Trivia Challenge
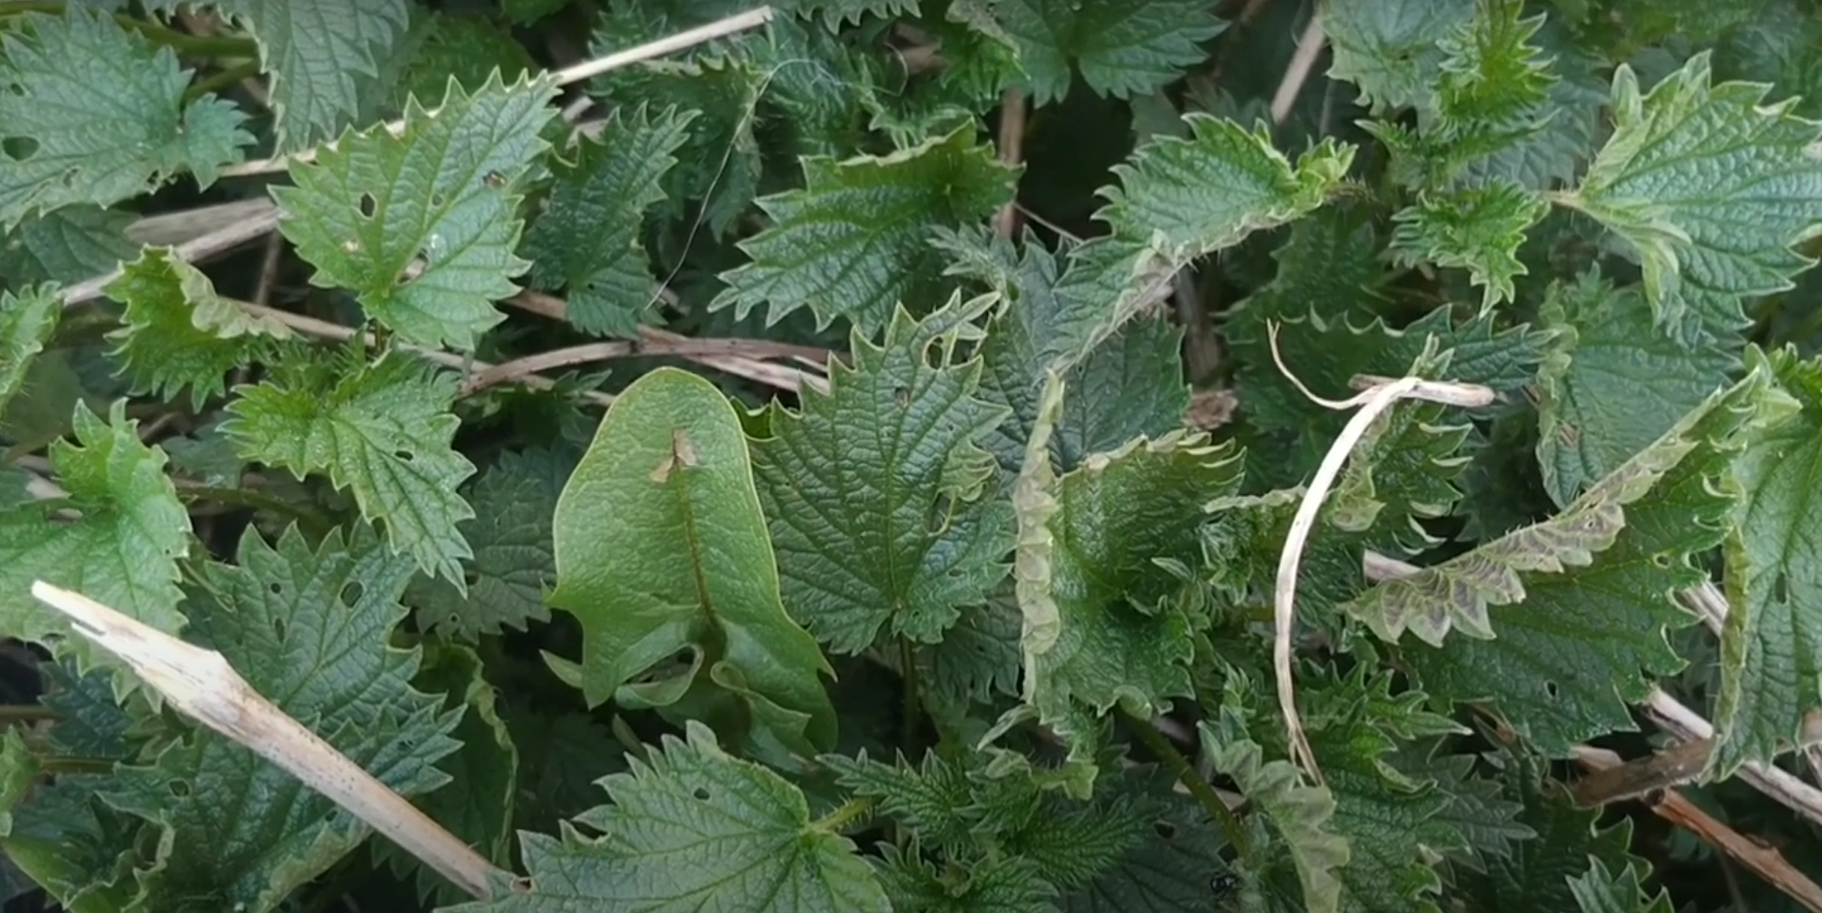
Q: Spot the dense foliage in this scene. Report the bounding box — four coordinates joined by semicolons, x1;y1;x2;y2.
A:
2;0;1822;911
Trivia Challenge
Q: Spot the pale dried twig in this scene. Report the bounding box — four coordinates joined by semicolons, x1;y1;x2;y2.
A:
27;582;514;900
1270;11;1327;126
62;201;282;308
1268;323;1494;786
218;6;776;179
457;335;833;398
1572;744;1822;912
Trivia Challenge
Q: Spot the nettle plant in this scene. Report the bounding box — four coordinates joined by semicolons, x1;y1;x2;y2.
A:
2;0;1822;911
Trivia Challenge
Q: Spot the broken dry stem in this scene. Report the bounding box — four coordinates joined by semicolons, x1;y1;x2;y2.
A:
1267;322;1494;786
28;581;511;901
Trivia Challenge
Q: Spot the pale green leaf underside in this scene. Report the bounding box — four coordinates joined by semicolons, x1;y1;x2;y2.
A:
1563;51;1822;337
715;125;1018;335
0;402;190;654
1202;731;1348;913
751;298;1013;655
212;0;411;151
0;285;60;417
104;247;297;410
1711;347;1822;775
223;349;478;586
1346;362;1774;648
448;721;891;913
1325;0;1474;112
994;0;1227;106
98;524;460;913
0;10;251;230
273;70;559;351
1393;367;1786;753
549;367;838;754
1029;433;1243;723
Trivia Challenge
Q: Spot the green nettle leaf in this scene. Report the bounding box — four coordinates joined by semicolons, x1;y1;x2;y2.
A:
1299;674;1471;913
1389;181;1549;309
1450;757;1633;912
992;0;1227;106
0;205;137;286
522;104;696;338
750;296;1013;654
1098;115;1354;265
590;53;764;237
1046;116;1354;369
1431;0;1556;142
876;850;1057;913
1711;347;1822;775
0;402;190;651
103;247;297;410
448;721;892;913
780;0;921;30
377;644;519;905
937;228;1191;482
0;285;59;416
1201;723;1348;913
205;0;411;151
1373;367;1786;751
1025;431;1243;732
94;525;462;913
1060;768;1231;913
1558;51;1822;338
549;367;838;756
715;125;1018;334
1568;859;1675;913
1324;0;1474;112
223;348;478;586
406;446;575;639
272;71;559;351
1533;269;1740;507
0;9;251;230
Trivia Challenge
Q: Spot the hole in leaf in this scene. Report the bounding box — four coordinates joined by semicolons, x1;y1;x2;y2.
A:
268;582;282;595
892;386;909;408
168;779;192;798
430;192;446;207
1774;571;1790;603
692;786;711;801
464;569;479;587
271;618;287;641
394;449;415;463
1151;820;1177;840
340;581;363;607
483;171;506;188
1650;552;1672;569
357;193;376;218
0;136;37;161
1544;681;1559;699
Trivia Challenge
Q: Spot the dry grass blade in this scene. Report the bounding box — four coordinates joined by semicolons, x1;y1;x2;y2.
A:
27;581;513;901
219;6;776;179
1267;322;1494;786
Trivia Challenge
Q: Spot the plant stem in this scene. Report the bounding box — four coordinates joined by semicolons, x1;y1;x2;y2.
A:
185;60;260;102
0;705;54;723
2;3;259;57
812;796;875;833
1118;707;1252;857
898;638;921;758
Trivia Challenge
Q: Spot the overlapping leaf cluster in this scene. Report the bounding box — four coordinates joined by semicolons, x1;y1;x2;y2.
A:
2;2;1822;912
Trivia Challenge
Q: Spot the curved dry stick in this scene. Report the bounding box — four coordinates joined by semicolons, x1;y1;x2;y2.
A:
1267;322;1493;785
